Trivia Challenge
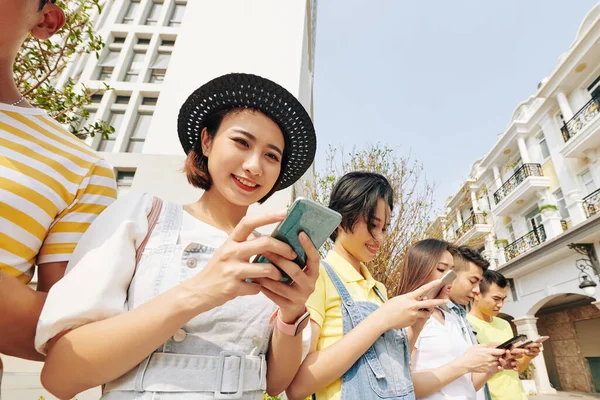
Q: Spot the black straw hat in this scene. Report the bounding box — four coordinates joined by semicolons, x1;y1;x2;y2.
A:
177;73;316;190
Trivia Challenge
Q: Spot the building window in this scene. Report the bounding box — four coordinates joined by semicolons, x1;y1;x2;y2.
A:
537;133;550;160
116;170;136;196
145;0;163;26
553;188;570;220
149;52;170;83
507;224;516;242
97;50;120;80
580;170;596;195
77;93;103;133
97;111;124;152
126;97;156;153
122;0;140;24
168;2;186;26
96;37;123;80
124;51;146;82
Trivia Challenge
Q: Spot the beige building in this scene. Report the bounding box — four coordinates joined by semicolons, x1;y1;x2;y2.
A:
428;3;600;395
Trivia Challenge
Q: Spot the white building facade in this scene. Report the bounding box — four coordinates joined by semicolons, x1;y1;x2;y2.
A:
429;4;600;395
3;0;318;398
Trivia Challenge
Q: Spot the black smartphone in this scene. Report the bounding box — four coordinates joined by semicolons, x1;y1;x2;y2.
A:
496;334;527;350
254;197;342;284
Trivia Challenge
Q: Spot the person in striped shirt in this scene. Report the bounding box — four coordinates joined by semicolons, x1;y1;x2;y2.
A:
0;0;117;365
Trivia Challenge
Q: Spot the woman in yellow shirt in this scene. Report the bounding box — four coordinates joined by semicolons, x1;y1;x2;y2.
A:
286;172;447;400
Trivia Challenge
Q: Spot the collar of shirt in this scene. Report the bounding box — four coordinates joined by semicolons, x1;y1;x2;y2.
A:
324;250;387;300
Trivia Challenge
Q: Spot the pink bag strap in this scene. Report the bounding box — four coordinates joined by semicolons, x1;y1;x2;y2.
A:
135;196;163;266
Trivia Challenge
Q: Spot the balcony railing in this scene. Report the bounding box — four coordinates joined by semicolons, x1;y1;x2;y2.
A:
504;225;547;261
561;95;600;142
583;188;600;218
493;164;544;205
455;213;487;238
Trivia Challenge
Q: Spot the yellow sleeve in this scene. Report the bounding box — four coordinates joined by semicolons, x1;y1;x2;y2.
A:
306;264;328;328
38;160;116;265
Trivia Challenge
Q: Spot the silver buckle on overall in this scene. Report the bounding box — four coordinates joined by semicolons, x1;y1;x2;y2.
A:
214;351;246;399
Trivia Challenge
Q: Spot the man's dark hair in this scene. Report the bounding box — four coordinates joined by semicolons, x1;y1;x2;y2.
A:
328;171;394;241
39;0;56;10
453;246;489;272
480;269;509;295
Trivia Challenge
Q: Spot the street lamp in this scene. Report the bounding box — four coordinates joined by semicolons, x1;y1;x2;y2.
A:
579;274;598;297
568;243;600;298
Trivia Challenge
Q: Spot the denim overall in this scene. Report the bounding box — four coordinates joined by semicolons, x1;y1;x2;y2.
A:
102;201;275;400
321;262;415;400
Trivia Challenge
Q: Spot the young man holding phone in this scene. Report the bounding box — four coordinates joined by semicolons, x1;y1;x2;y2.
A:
468;270;543;400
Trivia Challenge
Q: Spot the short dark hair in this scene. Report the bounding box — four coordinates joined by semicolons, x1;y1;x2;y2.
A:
183;107;284;204
480;269;509;295
39;0;56;10
453;246;489;272
328;171;394;241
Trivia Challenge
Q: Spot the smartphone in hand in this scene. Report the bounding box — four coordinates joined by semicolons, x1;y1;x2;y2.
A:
254;197;342;284
496;334;527;350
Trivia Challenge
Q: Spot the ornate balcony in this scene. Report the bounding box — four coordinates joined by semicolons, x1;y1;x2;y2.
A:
561;96;600;142
494;164;543;204
504;225;547;261
454;213;492;246
583;188;600;218
560;96;600;160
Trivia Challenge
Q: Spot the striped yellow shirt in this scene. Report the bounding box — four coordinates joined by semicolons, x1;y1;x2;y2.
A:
0;103;117;283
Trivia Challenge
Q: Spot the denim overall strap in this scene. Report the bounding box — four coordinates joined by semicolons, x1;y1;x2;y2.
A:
321;262;386;380
447;301;492;400
132;201;182;392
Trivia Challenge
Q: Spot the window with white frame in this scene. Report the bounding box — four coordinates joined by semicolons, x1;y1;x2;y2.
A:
553;188;570;220
125;96;157;153
580;170;597;195
96;38;124;80
149;52;170;83
97;95;130;152
122;0;140;24
169;1;186;26
537;133;550;160
77;93;103;133
507;224;516;243
116;170;136;196
145;0;163;26
124;51;146;82
588;75;600;99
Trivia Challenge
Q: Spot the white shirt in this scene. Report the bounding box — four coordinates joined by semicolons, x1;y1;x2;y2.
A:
413;309;476;400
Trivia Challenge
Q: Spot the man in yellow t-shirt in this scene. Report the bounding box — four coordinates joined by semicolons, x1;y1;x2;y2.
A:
467;270;542;400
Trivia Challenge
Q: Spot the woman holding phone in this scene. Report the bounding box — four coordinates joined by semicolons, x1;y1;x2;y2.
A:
35;73;319;400
401;240;508;400
286;172;448;400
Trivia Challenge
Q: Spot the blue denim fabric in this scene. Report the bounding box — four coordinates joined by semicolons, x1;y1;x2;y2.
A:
321;261;415;400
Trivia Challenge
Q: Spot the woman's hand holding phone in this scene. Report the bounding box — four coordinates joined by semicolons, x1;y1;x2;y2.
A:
254;231;321;322
183;212;299;312
376;280;449;331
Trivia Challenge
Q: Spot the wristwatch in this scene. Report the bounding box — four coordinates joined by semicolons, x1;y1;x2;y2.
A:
271;306;311;337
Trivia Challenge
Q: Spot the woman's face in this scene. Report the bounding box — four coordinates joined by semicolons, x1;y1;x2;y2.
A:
425;250;455;297
336;198;391;264
202;109;284;206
